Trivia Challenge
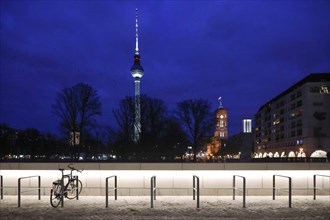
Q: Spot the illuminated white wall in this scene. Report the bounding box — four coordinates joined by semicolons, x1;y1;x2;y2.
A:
0;163;329;196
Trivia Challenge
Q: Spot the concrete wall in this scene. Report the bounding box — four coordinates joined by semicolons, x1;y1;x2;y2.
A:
0;163;329;196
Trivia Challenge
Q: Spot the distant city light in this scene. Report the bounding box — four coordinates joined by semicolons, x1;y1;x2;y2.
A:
243;119;252;133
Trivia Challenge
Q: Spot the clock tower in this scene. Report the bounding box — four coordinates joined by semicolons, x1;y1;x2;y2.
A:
207;97;228;157
215;97;228;140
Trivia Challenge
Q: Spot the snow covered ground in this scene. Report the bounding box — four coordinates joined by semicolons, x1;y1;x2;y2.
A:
0;196;329;220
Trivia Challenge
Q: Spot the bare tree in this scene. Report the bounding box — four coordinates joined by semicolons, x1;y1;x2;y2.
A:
176;99;213;161
52;82;101;160
112;96;135;143
113;95;171;160
140;95;167;142
113;95;167;143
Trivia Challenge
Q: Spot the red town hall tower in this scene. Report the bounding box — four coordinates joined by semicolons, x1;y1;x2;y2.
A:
207;97;228;157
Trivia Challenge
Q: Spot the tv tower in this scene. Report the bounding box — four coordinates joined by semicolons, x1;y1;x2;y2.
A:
130;8;144;142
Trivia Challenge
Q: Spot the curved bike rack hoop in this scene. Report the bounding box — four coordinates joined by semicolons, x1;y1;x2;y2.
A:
233;175;246;208
0;175;3;199
273;174;292;208
150;176;156;208
193;175;200;208
18;175;41;207
313;174;330;200
105;175;117;208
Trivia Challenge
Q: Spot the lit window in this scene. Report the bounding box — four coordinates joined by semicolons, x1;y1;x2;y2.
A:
243;119;252;133
320;85;329;94
273;119;280;125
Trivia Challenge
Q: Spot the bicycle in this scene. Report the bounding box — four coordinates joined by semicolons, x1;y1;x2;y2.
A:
50;164;83;208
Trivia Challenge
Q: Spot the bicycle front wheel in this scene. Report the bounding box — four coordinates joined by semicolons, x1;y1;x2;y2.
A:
50;189;61;208
66;179;82;199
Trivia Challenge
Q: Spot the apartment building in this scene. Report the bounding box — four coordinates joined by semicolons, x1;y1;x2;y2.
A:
254;73;330;158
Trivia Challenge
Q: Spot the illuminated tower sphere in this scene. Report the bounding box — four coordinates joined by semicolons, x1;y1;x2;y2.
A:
130;8;144;142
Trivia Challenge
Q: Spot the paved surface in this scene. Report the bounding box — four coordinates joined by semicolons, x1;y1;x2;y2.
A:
0;196;329;220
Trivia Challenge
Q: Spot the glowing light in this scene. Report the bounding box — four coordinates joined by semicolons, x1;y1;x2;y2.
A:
288;151;295;158
310;150;327;158
243;119;252;133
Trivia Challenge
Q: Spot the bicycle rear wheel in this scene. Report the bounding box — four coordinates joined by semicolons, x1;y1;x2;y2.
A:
66;179;82;199
50;189;61;208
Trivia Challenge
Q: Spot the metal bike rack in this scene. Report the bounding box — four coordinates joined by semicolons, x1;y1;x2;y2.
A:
74;175;79;200
105;175;117;208
273;174;292;208
60;174;69;207
233;175;246;208
313;174;330;200
150;176;156;208
18;175;41;207
0;175;3;199
193;175;200;208
60;175;64;207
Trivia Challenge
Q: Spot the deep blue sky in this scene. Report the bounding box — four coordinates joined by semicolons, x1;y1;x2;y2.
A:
1;1;329;136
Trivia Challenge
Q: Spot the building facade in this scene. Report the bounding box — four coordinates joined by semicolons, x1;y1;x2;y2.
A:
254;73;330;158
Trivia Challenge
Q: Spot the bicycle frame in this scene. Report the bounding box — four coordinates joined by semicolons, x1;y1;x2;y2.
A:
50;164;83;208
57;173;75;197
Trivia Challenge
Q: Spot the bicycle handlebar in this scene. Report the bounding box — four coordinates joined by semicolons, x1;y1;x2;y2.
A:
67;164;84;173
58;164;83;173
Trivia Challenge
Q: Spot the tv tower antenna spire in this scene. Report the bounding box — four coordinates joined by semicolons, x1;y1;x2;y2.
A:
135;8;139;55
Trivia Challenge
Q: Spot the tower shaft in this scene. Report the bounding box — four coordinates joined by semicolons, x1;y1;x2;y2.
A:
134;79;141;142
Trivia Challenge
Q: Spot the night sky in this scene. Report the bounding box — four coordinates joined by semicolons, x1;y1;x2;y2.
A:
1;1;329;136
